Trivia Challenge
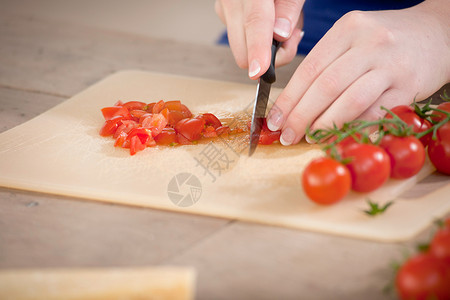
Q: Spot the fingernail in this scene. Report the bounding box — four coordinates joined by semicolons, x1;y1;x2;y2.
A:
274;18;291;38
280;127;295;146
267;110;283;131
305;135;315;144
248;60;261;78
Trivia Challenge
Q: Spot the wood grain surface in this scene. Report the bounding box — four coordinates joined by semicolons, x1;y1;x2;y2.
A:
0;7;449;300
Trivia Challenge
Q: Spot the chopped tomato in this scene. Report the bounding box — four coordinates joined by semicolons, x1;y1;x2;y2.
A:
99;116;123;137
181;104;193;118
167;111;184;127
113;120;138;139
259;130;281;145
127;128;151;145
122;101;147;111
152;100;165;114
129;109;148;121
114;131;127;147
198;113;222;129
142;113;168;137
145;102;155;113
216;126;231;136
101;106;130;120
129;135;146;155
154;128;177;145
164;100;182;111
175;118;205;142
203;125;218;138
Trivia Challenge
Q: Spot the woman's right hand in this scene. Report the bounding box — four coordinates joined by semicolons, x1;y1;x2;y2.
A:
215;0;305;79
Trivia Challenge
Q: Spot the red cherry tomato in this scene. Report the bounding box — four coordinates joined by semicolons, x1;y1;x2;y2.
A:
129;135;146;156
385;105;432;146
428;122;450;175
342;144;391;193
396;253;450;300
167;111;184;127
175;118;205;142
164;100;182;111
379;134;425;179
431;102;450;123
430;227;450;261
152;100;165;114
302;157;351;205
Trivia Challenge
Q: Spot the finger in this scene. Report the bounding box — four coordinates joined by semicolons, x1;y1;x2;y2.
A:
243;0;275;79
357;88;416;121
220;0;248;68
266;25;353;132
310;69;392;132
279;47;374;145
273;0;305;40
275;29;304;67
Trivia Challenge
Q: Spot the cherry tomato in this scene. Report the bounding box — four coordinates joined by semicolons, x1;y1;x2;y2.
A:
259;130;281;145
154;128;177;145
175;118;205;142
431;102;450;123
122;101;147;111
379;134;425;179
101;106;131;121
141;113;168;137
180;104;193;118
430;227;450;261
396;253;450;300
428;122;450;175
302;157;351;205
385;105;432;146
202;125;218;138
342;144;391;193
99;116;123;137
326;132;368;156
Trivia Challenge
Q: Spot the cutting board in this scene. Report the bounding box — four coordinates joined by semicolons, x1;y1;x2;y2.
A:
0;267;195;300
0;70;449;242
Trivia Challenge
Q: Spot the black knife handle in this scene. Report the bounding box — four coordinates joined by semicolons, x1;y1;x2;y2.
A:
261;39;281;84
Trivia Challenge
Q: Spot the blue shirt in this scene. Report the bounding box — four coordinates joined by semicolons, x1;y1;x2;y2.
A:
217;0;424;55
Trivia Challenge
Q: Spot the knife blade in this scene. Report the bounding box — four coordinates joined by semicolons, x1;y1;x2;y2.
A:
248;39;281;156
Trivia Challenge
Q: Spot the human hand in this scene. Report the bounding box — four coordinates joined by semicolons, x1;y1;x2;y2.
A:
215;0;304;79
267;3;450;145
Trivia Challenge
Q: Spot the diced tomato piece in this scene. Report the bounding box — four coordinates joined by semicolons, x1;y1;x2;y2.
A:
259;130;281;145
152;100;165;114
101;106;131;120
176;132;192;145
216;126;231;136
167;111;184;127
138;113;153;124
181;104;193;118
113;120;138;139
142;113;168;137
198;113;222;129
146;102;155;113
175;118;205;142
127;128;151;145
122;101;147;111
114;131;127;147
129;135;146;155
164;100;182;111
130;109;148;120
203;125;218;138
155;128;178;145
160;108;169;121
114;100;124;106
99;116;124;137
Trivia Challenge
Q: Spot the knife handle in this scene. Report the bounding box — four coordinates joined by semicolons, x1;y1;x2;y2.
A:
261;39;281;84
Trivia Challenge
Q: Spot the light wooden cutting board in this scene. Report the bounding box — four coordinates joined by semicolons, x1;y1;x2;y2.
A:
0;70;448;242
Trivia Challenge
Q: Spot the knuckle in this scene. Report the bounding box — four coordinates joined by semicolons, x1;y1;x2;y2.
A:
244;10;265;29
275;0;302;16
340;10;368;29
301;59;321;79
318;73;340;98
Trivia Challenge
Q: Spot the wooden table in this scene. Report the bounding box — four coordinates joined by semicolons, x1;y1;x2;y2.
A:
1;10;449;300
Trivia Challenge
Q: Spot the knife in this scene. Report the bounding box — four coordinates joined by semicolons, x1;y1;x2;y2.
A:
248;39;281;156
